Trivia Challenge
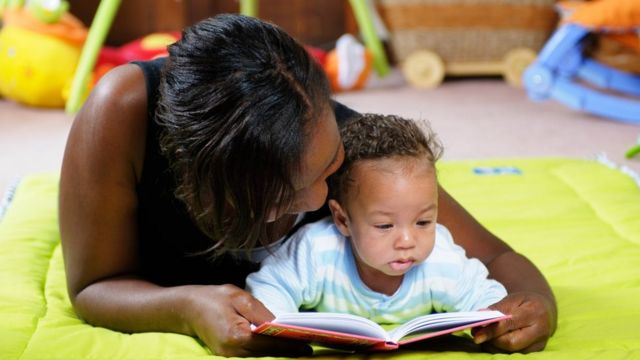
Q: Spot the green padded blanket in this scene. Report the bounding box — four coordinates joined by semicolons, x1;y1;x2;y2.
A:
1;158;639;359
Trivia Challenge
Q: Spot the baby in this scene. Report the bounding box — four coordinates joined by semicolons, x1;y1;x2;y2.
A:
246;113;507;324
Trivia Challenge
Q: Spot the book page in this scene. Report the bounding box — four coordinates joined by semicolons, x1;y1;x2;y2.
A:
273;312;390;340
388;310;506;342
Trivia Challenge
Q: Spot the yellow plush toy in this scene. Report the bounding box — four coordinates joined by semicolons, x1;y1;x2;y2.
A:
0;1;87;108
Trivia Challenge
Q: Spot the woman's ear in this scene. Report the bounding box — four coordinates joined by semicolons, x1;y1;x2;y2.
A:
328;199;351;237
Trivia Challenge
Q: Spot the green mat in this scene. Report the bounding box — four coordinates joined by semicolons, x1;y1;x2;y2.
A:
1;158;639;359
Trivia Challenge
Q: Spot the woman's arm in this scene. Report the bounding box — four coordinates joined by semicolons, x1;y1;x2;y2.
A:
437;186;557;353
58;65;310;357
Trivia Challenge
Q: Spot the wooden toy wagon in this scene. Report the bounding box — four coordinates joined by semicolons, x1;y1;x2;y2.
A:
376;0;559;88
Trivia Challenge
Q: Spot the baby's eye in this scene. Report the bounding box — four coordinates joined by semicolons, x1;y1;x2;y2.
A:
416;220;432;226
375;224;393;230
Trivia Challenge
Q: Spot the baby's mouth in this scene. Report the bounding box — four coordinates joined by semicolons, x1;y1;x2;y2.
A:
389;258;414;272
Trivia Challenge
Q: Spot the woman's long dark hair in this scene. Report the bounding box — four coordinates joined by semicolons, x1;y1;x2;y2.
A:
156;14;331;256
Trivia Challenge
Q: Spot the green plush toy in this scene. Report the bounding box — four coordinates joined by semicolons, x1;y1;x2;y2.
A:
626;135;640;159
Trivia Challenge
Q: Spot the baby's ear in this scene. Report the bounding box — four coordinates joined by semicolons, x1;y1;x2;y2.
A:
328;199;351;237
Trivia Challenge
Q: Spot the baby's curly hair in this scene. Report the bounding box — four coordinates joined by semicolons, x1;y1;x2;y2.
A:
330;113;443;203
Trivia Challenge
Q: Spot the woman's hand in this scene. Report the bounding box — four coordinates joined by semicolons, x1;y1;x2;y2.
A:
435;188;557;353
184;284;312;357
472;292;557;353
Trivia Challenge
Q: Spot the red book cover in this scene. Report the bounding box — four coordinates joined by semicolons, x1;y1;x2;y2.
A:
252;310;510;351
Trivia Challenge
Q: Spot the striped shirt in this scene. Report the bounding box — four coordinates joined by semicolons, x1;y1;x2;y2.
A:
246;217;507;324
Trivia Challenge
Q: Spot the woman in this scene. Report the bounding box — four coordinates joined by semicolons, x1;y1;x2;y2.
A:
59;14;555;357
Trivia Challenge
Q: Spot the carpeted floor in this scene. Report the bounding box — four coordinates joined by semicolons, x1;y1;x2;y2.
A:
1;72;639;196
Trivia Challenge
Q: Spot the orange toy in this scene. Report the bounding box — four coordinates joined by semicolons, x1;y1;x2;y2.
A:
562;0;640;30
559;0;640;73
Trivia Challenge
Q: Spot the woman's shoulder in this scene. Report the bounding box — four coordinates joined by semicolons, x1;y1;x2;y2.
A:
76;64;150;181
91;64;148;113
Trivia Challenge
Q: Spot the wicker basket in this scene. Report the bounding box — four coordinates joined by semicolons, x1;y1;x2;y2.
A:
376;0;559;87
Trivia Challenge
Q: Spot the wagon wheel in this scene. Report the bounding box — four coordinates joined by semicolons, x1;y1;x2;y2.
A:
402;50;445;89
503;48;537;88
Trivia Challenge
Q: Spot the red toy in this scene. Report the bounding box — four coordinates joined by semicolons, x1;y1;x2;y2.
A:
94;31;181;83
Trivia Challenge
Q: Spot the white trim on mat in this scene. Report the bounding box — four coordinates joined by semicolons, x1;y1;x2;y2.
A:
0;177;21;223
595;153;640;189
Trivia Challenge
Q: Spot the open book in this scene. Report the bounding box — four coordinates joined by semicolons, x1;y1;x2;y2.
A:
252;310;509;351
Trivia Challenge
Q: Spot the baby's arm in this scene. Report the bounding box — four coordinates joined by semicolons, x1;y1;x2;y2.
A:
436;225;508;311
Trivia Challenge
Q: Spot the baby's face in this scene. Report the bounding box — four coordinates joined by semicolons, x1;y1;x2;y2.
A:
341;156;438;288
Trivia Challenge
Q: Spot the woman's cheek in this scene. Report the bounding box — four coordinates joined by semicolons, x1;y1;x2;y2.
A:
295;182;328;213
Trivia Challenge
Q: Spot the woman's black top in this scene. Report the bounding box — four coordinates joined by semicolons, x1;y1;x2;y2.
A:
132;58;358;287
